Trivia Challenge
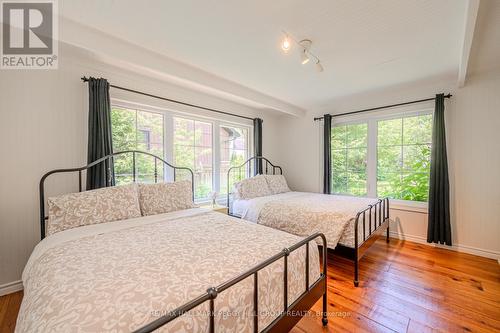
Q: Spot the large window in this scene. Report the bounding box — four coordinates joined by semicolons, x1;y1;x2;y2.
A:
173;117;213;200
331;110;432;203
331;123;368;196
110;104;250;201
111;107;164;185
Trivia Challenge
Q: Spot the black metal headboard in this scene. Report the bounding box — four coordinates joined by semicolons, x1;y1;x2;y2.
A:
226;156;282;215
39;150;194;239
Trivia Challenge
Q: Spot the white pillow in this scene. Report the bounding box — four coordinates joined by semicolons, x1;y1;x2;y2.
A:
138;180;195;216
47;184;141;236
234;175;272;199
264;174;291;194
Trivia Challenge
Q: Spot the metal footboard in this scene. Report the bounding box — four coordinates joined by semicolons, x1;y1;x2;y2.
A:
352;197;390;286
134;233;328;333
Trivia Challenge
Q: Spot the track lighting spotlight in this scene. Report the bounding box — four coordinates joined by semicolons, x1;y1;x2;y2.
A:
281;35;291;53
301;50;310;65
315;60;324;72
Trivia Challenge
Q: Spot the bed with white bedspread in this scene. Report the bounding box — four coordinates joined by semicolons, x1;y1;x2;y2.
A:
21;150;328;333
227;156;391;287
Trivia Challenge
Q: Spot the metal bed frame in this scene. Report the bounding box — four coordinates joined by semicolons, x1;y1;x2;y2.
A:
227;156;390;287
39;150;329;332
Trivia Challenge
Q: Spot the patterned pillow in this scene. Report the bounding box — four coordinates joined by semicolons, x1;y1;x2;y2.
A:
47;184;141;236
138;180;195;216
264;174;291;195
234;175;272;199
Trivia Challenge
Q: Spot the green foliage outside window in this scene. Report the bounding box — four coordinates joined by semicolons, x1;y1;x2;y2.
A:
331;123;368;196
111;107;164;185
377;114;432;202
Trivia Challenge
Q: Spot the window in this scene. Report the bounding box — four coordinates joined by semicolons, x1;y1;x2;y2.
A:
377;114;432;201
111;107;164;185
173;117;213;200
219;125;249;195
330;110;433;203
110;104;251;201
331;123;368;196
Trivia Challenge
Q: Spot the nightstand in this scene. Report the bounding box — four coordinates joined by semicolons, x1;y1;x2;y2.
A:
200;204;228;214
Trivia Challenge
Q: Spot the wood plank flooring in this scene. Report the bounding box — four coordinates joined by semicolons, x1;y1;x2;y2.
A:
1;238;499;332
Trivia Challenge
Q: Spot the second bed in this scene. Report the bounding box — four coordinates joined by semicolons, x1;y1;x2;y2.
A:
227;157;391;287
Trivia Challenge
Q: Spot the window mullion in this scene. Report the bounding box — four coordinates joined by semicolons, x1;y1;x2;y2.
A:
213;121;221;194
164;113;174;182
367;119;377;197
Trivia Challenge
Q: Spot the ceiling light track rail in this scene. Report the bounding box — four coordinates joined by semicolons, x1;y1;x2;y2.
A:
81;77;255;121
314;93;452;121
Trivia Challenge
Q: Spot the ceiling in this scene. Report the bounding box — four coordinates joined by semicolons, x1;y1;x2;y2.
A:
60;0;472;112
468;0;500;75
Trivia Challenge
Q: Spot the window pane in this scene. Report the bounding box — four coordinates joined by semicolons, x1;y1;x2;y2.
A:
331;125;346;149
220;126;248;195
111;107;137;152
347;123;367;148
377;146;402;174
346;148;367;173
378;118;402;146
403;144;431;172
111;107;164;185
403;114;432;145
377;115;431;202
174;117;213;200
332;172;347;194
332;149;346;173
331;123;367;196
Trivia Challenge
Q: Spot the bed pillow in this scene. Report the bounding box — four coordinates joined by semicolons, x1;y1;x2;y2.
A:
47;184;141;236
138;180;195;216
264;174;291;195
234;175;272;200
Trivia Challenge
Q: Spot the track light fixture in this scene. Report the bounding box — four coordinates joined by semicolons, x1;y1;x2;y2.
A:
280;32;323;72
281;35;291;53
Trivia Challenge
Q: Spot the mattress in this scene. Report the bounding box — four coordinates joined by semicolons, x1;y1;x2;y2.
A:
233;192;379;249
17;208;320;332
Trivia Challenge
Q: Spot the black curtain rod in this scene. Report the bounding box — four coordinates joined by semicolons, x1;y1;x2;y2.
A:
81;76;255;121
313;93;452;121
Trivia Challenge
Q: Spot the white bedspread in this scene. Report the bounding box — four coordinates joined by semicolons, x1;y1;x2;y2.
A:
17;208;320;333
234;192;379;249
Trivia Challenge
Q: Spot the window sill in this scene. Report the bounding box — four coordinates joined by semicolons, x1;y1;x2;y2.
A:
389;199;428;214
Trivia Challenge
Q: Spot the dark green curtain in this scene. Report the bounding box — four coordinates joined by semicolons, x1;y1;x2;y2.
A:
253;118;263;175
323;114;332;194
427;94;451;245
86;77;115;190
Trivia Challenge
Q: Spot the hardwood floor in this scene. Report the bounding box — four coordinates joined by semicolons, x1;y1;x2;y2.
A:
1;238;499;332
0;290;22;333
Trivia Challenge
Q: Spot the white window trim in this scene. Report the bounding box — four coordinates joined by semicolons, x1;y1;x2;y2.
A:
332;104;433;212
110;99;253;203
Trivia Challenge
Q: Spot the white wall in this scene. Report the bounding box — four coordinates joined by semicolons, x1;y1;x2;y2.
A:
273;70;500;260
0;44;282;292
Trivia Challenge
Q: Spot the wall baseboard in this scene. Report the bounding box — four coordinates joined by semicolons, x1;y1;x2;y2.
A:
389;231;500;261
0;280;23;296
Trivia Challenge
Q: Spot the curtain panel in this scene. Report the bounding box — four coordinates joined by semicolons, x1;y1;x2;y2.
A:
427;93;452;245
86;77;115;190
323;114;332;194
253;118;263;175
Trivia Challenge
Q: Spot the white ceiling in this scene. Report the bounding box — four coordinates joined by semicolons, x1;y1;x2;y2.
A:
60;0;471;112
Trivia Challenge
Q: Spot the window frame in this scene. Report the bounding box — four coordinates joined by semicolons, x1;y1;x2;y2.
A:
331;105;433;210
111;99;253;203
